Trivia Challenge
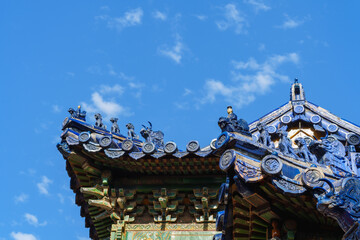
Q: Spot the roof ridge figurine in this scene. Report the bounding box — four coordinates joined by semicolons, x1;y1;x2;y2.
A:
218;106;251;136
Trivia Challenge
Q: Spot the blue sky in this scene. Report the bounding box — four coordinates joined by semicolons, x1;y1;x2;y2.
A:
1;1;360;239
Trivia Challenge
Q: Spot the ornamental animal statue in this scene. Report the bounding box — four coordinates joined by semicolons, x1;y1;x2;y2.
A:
278;128;297;158
256;122;274;148
94;113;106;129
140;121;164;149
218;106;251;136
309;138;352;173
295;137;317;163
314;178;360;236
110;118;120;134
68;105;86;120
126;123;138;140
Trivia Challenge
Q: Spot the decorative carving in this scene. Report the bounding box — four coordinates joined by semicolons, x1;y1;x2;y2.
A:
295;137;317;163
273;177;306;194
126;123;138;140
215;133;229;149
218;106;251;136
310;137;352;173
235;158;263;182
164;141;177;154
79;132;91;143
148;188;184;223
186;140;200;152
83;142;102;152
293;105;305;114
189;187;219;222
105;149;125;159
94;113;106;129
257;122;275;148
314;178;360;235
110;118;120;134
347;133;360;146
68;106;86;120
219;150;235;172
261;155;283;176
281;115;292;124
302;168;324;188
140;121;164;150
121;139;134;152
142;142;155;154
327;124;339;133
99;136;112;148
278;128;297;158
80;185;144;224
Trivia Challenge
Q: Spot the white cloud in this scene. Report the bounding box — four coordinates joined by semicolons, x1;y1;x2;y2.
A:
195;15;207;21
57;193;65;204
183;88;192;96
91;92;125;116
24;213;47;227
81;86;133;117
52;104;61;113
11;232;37;240
152;10;167;21
278;14;310;29
199;53;299;108
99;84;124;95
97;8;143;31
107;65;134;81
15;193;29;203
244;0;271;12
37;176;52;195
216;4;247;34
158;35;184;64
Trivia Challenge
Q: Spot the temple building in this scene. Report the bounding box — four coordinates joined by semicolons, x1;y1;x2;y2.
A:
57;80;360;240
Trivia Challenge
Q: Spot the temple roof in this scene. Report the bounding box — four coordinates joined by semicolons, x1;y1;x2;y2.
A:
249;80;360;147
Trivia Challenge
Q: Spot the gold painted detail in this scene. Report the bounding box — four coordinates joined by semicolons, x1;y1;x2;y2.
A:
148;188;184;223
189;187;219;222
125;223;216;231
80;185;144;223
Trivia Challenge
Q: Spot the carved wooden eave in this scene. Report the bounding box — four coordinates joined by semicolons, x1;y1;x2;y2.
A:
57;114;224;240
58;81;360;240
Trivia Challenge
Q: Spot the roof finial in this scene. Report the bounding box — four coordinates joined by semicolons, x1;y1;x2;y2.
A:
290;78;305;102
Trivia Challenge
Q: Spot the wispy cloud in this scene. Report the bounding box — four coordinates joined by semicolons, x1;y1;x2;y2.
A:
198;53;299;108
183;88;192;96
99;84;124;95
37;176;52;195
15;193;29;203
158;35;185;64
258;43;265;51
152;10;167;21
52;104;61;113
96;8;143;31
244;0;271;12
24;213;47;227
216;4;248;34
107;64;134;81
195;15;207;21
11;232;37;240
278;14;310;29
